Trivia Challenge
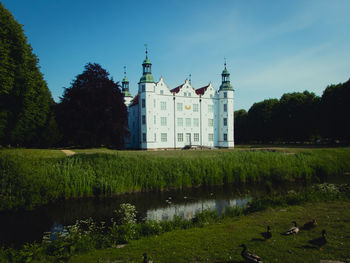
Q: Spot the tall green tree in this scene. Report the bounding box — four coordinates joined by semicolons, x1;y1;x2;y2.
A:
0;2;56;147
234;109;249;143
247;99;279;142
274;91;320;142
56;63;128;148
321;79;350;142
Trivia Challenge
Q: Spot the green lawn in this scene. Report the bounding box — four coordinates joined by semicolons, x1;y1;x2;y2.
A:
69;201;350;263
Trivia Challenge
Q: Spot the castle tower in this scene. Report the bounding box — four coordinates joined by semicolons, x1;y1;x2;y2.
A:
138;46;156;149
121;66;133;106
218;61;234;148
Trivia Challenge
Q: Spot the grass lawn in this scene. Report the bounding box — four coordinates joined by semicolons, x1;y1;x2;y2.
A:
69;201;350;263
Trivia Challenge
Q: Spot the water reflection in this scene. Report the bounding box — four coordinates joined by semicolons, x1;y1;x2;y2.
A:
146;198;249;221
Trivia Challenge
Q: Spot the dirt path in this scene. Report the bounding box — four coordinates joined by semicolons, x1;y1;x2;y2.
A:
61;149;76;156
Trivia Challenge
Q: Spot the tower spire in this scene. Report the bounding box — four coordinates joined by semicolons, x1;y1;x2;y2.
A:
122;66;132;97
144;44;148;59
139;44;155;83
219;60;233;91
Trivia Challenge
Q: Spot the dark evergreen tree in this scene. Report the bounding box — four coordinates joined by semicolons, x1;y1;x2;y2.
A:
0;2;56;147
56;63;128;148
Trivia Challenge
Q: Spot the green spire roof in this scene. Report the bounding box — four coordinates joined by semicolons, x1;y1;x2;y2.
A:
222;67;230;75
143;58;152;65
122;76;129;83
139;45;155;83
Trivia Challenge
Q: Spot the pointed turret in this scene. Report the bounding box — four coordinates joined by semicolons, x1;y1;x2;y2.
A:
122;66;132;98
219;60;233;91
139;45;155;83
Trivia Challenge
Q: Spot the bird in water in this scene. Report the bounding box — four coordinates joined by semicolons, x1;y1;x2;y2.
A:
284;221;299;236
261;226;272;242
240;244;263;263
309;229;327;251
142;253;153;263
302;219;317;230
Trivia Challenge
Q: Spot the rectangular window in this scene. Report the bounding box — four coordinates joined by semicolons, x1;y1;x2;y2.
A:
208;133;214;141
160;90;164;95
208;105;213;113
186;118;191;127
188;93;191;97
142;115;146;125
224;92;227;98
224;133;227;141
154;133;156;142
193;118;199;127
184;92;187;96
160;101;166;110
154;115;156;124
142;133;146;142
224;118;227;126
208;118;213;127
177;102;183;111
142;99;145;108
161;133;167;142
177;117;183;127
193;104;199;112
154;99;156;108
161;117;167;126
224;104;227;112
142;85;145;92
194;133;199;142
177;133;183;142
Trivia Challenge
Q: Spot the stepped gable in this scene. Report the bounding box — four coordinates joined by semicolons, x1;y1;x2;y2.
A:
170;83;184;94
195;84;210;95
129;94;139;107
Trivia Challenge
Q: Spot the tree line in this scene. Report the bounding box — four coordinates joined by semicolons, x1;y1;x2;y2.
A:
234;80;350;144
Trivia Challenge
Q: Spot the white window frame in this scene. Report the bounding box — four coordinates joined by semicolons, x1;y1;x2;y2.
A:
193;104;199;112
160;101;166;110
177;133;183;142
161;133;167;142
208;118;213;127
177;102;183;111
194;133;199;142
193;118;199;127
177;117;183;127
208;133;214;141
185;118;191;127
161;117;167;126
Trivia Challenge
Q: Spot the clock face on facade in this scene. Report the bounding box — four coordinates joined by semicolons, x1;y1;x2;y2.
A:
185;105;191;110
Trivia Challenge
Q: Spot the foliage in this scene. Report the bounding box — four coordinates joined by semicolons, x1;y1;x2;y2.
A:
0;2;58;147
1;147;350;211
55;63;128;148
234;80;350;144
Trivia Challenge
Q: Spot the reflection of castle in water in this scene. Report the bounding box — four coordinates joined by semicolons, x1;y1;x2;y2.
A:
146;198;248;221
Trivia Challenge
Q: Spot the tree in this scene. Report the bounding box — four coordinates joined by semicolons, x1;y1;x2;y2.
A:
247;99;279;143
56;63;128;148
234;109;249;144
274;91;320;142
0;2;56;147
321;79;350;142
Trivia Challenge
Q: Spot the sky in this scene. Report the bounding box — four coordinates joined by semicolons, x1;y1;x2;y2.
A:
2;0;350;110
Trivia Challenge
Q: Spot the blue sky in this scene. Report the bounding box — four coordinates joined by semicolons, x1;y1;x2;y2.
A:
2;0;350;110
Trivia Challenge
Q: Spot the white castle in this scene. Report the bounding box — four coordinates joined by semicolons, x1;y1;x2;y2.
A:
122;49;234;149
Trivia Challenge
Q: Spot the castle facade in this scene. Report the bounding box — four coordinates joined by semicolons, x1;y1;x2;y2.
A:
122;51;234;149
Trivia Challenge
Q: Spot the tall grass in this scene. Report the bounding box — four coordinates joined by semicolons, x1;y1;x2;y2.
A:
1;148;350;211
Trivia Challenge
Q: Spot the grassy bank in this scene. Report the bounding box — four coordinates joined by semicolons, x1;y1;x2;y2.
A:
1;147;350;211
1;185;349;263
68;201;350;263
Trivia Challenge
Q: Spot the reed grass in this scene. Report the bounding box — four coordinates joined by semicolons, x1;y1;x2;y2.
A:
1;147;350;211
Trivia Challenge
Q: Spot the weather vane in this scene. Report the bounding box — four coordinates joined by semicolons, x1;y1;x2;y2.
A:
144;44;148;57
224;57;227;68
123;66;126;77
189;74;192;84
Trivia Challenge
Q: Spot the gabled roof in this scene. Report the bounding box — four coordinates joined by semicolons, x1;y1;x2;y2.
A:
195;84;210;95
129;94;139;107
170;83;184;94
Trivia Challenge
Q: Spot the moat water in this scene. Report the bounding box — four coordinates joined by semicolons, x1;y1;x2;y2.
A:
0;175;348;247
